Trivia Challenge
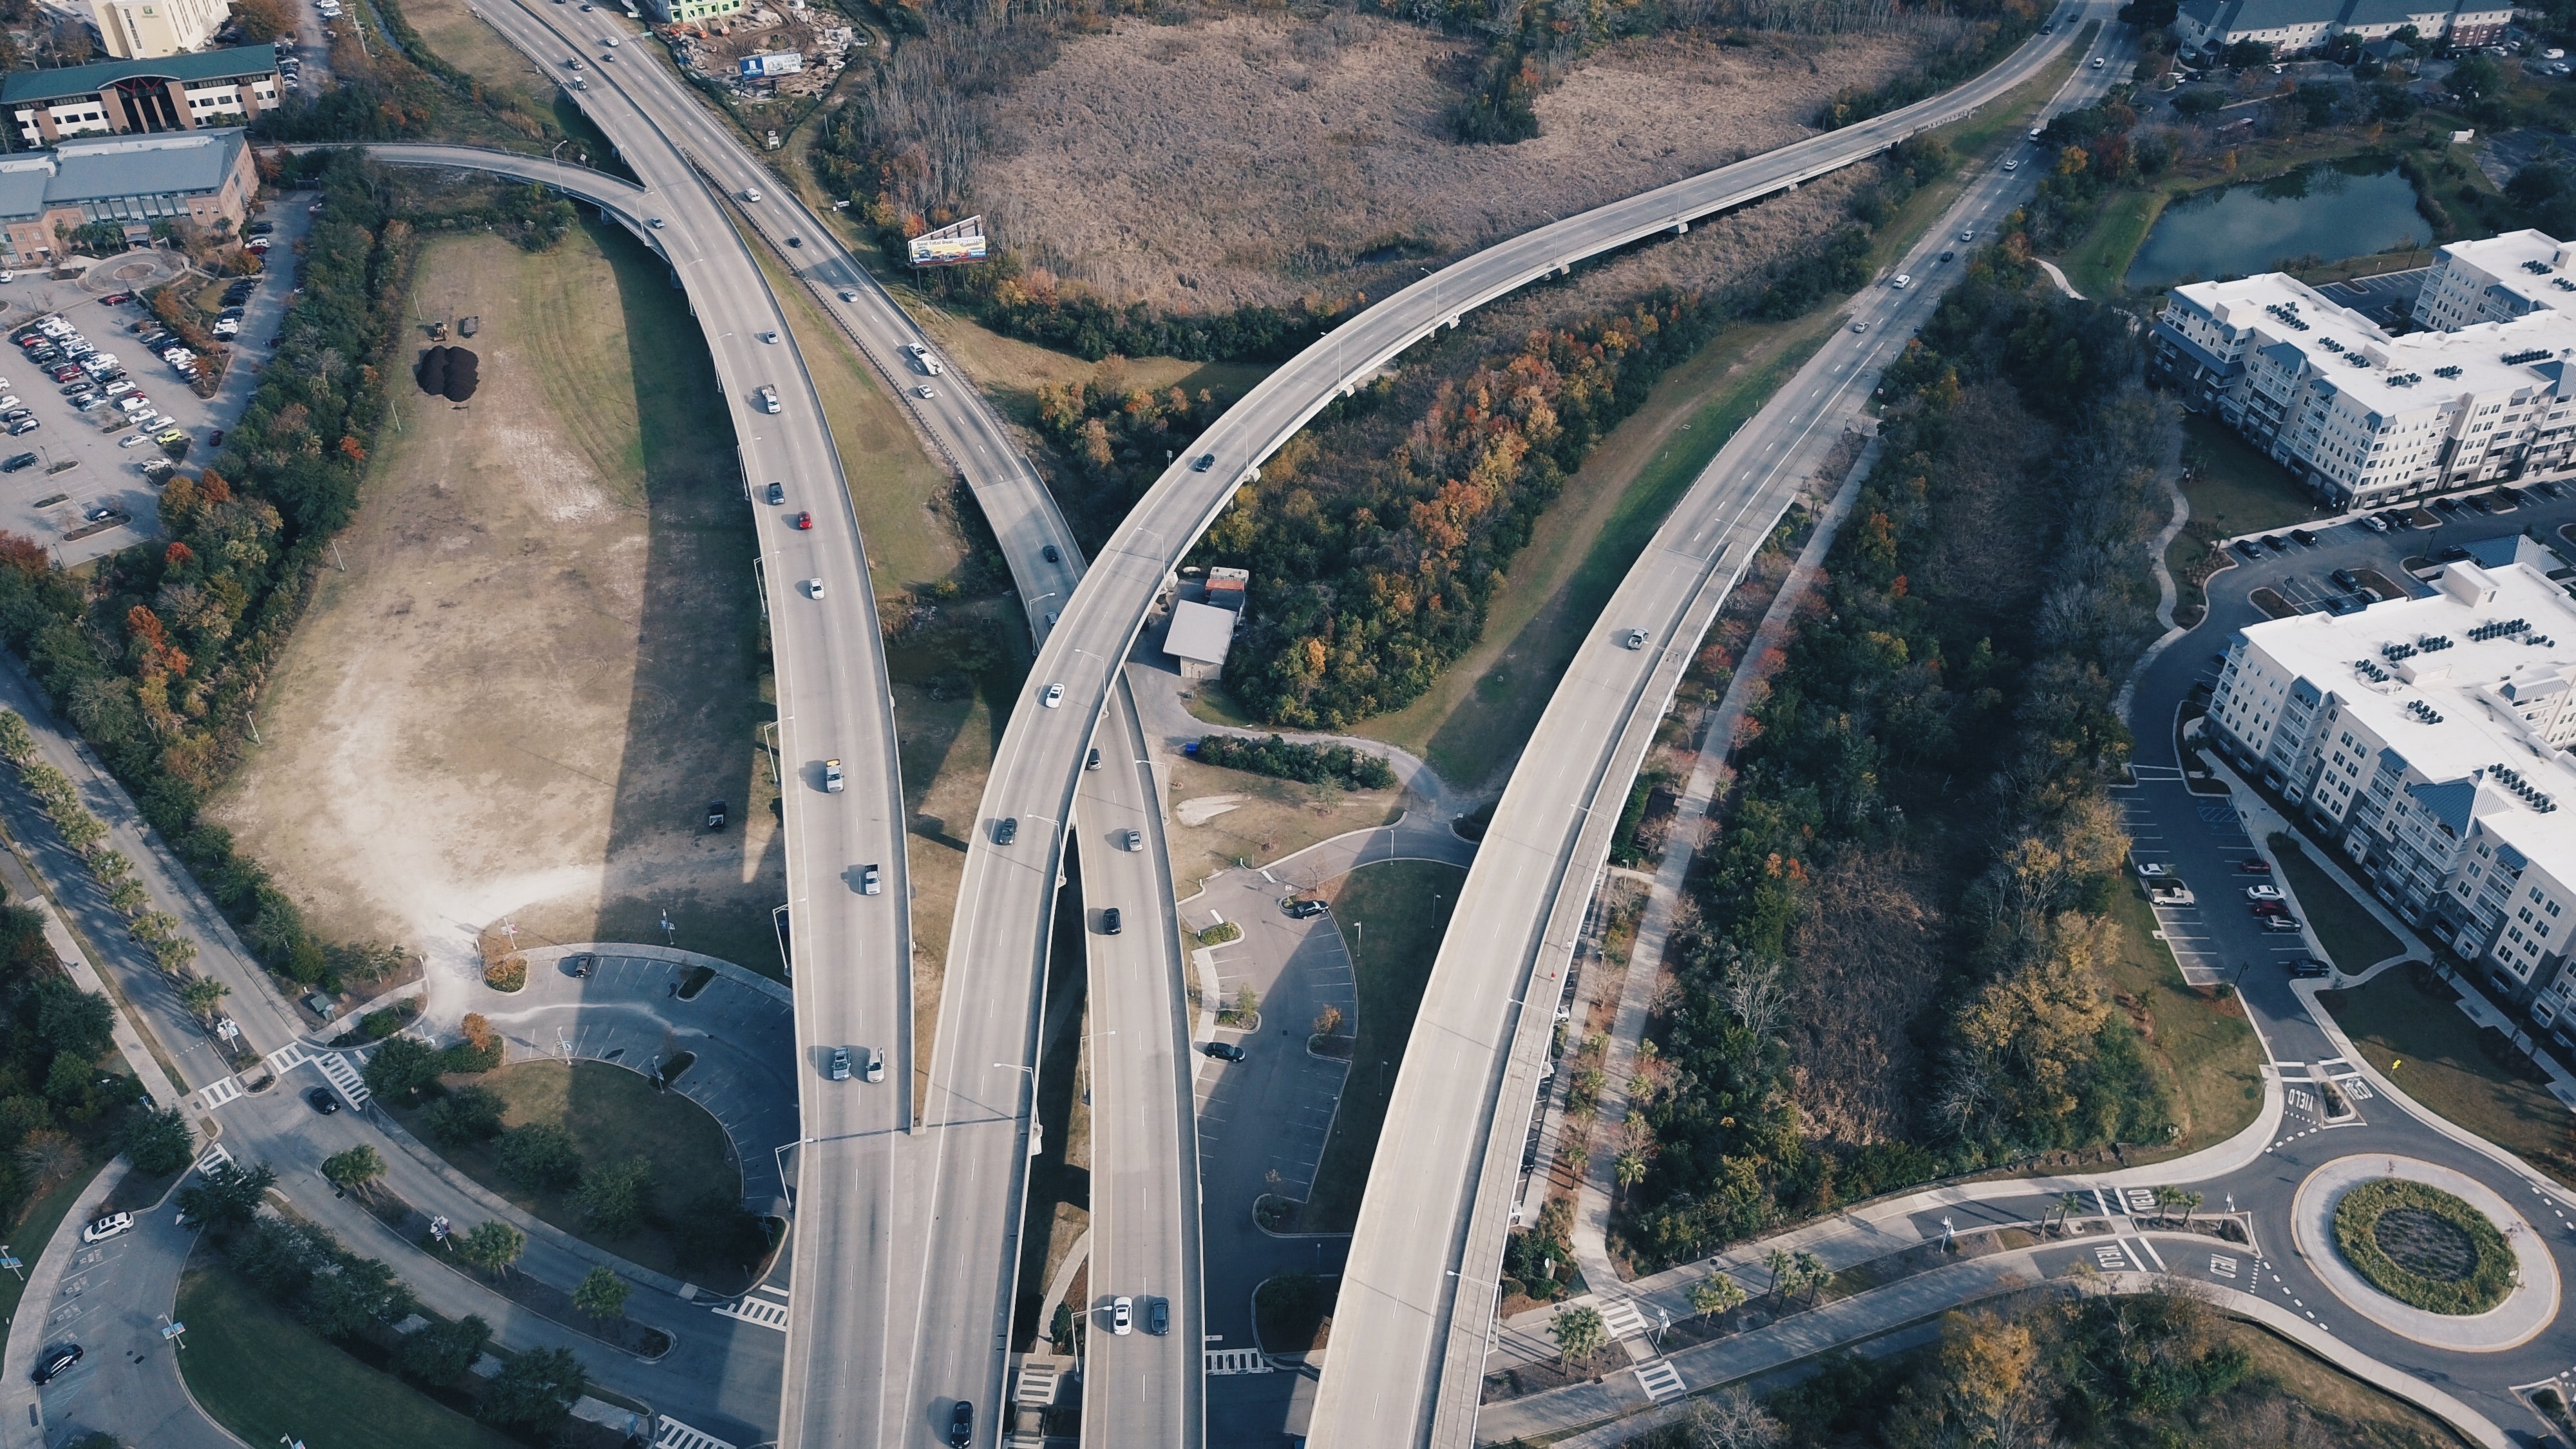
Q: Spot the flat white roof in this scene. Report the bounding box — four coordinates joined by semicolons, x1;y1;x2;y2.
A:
2248;560;2576;855
2174;272;2576;417
1164;598;1236;665
2438;229;2576;317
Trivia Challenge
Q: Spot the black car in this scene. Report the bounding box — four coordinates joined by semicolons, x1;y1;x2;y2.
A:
948;1402;974;1447
2234;540;2264;560
2465;494;2494;513
32;1345;80;1385
786;236;803;247
209;430;224;447
2435;495;2461;511
1041;544;1059;563
2535;480;2564;500
1147;1297;1170;1335
2262;535;2289;553
1;453;36;473
2436;544;2471;562
307;1087;339;1115
765;480;784;504
1284;898;1327;919
990;817;1018;846
1102;907;1122;935
1202;1041;1245;1062
2330;567;2360;590
2289;957;2335;978
2289;527;2318;546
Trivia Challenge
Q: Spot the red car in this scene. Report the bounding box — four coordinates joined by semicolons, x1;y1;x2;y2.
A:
793;511;813;530
2239;858;2273;874
2251;900;2289;917
99;293;130;306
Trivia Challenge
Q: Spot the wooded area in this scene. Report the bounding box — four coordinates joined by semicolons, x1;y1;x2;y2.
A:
1613;248;2183;1267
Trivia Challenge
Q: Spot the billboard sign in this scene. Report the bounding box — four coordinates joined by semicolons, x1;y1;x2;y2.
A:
738;50;804;78
908;216;988;268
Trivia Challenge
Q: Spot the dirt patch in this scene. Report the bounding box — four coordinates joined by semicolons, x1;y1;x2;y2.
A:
984;15;1930;312
207;223;782;978
1160;759;1399;891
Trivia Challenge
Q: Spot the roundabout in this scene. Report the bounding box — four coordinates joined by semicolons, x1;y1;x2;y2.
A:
2292;1155;2561;1350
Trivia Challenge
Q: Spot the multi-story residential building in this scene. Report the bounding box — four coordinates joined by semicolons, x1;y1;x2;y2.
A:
2174;0;2509;53
2414;230;2576;330
2148;272;2576;507
641;0;744;25
3;44;281;146
90;0;233;59
0;127;259;263
2206;549;2576;1037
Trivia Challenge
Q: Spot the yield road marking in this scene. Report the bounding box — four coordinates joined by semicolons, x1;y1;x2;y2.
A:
1633;1358;1685;1402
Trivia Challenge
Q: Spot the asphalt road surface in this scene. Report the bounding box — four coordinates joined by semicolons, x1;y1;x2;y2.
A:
1306;10;2132;1443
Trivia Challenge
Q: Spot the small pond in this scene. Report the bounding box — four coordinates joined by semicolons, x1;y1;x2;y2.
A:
2125;160;2431;291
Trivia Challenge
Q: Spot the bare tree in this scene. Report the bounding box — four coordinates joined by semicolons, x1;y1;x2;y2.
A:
1680;1388;1784;1449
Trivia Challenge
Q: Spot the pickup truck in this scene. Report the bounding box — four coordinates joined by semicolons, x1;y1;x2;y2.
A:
2146;882;2194;905
756;384;781;414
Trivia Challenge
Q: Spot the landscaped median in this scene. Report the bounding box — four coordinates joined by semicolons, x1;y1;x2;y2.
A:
2331;1177;2514;1316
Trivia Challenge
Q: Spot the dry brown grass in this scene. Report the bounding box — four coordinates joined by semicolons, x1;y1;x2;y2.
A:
1161;759;1401;891
1783;846;1948;1146
984;14;1928;311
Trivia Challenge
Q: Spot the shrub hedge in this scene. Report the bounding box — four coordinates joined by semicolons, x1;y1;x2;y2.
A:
2331;1177;2515;1315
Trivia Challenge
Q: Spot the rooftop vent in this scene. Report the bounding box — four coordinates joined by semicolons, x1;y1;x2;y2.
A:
2407;699;2447;724
2527;260;2555;274
2490;762;2559;812
2354;657;2394;682
2419;634;2456;652
2467;618;2530;641
2436;365;2464;379
2505;348;2555;366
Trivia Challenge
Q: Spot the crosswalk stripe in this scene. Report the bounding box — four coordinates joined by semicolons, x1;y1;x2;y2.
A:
1634;1357;1686;1402
654;1417;734;1449
263;1041;309;1074
1204;1347;1271;1375
1598;1296;1650;1340
713;1295;790;1331
310;1050;371;1109
195;1077;242;1111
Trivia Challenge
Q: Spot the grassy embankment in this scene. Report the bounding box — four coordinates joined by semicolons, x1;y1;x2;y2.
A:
2320;969;2576;1189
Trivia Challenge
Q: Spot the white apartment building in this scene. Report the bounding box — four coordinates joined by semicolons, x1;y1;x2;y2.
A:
2416;230;2576;330
2208;551;2576;1031
2149;272;2576;507
2173;0;2510;55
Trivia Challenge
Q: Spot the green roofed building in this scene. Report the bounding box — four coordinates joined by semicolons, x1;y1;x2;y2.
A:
3;44;283;147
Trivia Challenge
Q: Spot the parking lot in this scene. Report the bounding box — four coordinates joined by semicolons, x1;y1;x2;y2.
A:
2210;479;2576;621
0;193;312;567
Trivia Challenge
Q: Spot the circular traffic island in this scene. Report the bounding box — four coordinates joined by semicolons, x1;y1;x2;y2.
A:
2291;1155;2560;1350
2331;1178;2514;1316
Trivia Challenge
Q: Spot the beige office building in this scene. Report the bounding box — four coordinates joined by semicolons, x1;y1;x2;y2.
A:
91;0;233;59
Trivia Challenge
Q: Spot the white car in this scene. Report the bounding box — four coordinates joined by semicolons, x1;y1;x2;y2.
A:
759;330;779;343
117;433;148;448
806;577;825;598
80;1212;133;1244
1111;1296;1133;1336
915;386;936;399
103;383;133;398
742;188;762;203
0;396;17;412
648;216;665;229
2002;159;2020;172
603;33;619;44
838;289;859;301
1043;683;1064;708
0;271;15;283
118;396;151;413
2246;884;2284;902
1891;274;1909;289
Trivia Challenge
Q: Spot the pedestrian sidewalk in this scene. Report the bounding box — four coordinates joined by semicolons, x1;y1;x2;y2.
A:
0;1160;126;1449
1561;433;1884;1289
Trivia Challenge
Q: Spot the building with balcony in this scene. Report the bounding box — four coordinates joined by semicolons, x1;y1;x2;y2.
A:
2206;553;2576;1035
89;0;234;59
2173;0;2510;55
4;44;281;146
2148;271;2576;507
2415;230;2576;330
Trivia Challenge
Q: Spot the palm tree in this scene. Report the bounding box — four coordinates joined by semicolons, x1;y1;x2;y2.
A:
1613;1148;1649;1207
1689;1273;1745;1323
2179;1190;2204;1228
1763;1247;1792;1302
2056;1191;2086;1238
2150;1185;2182;1226
1794;1251;1827;1305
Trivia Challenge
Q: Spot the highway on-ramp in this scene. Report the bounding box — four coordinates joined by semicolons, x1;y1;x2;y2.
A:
372;6;921;1440
419;5;1209;1440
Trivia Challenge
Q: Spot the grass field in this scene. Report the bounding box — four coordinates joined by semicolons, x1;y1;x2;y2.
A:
2103;885;2265;1154
2269;835;2403;971
2318;969;2576;1188
395;1059;739;1281
2062;189;2163;300
2183;414;2326;537
213;221;785;981
1162;758;1402;891
1302;860;1466;1231
178;1258;520;1449
1352;316;1834;789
